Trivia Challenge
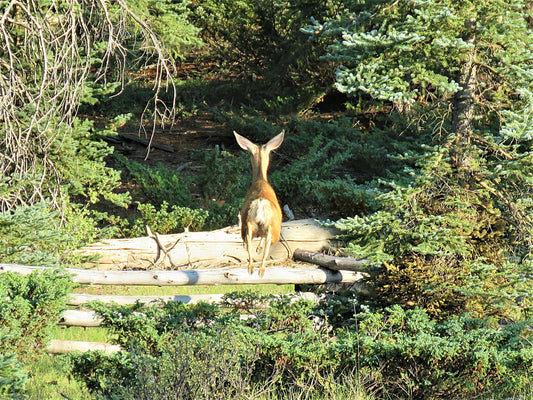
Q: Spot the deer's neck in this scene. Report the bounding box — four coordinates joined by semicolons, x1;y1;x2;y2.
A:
251;151;269;182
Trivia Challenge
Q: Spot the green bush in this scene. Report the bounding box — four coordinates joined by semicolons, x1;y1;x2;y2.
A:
116;149;244;232
127;201;209;236
0;203;69;267
0;352;28;399
188;0;344;86
115;154;195;207
0;202;103;266
0;270;73;356
338;305;533;399
69;328;258;400
66;294;533;400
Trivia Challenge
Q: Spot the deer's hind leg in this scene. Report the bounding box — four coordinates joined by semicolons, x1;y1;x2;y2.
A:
259;227;272;278
245;221;255;275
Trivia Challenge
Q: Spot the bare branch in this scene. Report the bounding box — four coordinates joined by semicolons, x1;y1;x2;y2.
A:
0;0;177;212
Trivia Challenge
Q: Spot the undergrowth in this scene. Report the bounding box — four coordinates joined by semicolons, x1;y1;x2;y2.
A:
63;293;533;400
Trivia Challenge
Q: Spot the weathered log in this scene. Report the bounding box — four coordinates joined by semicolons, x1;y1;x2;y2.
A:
68;292;224;306
47;339;121;354
118;133;175;152
68;291;320;306
59;309;102;327
78;218;339;270
293;249;370;272
60;292;322;327
0;264;363;286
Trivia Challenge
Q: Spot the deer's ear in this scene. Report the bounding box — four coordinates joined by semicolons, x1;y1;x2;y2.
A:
266;130;284;152
234;131;257;152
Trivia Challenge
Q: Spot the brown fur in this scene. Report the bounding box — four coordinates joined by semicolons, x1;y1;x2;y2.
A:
234;131;284;277
240;180;282;244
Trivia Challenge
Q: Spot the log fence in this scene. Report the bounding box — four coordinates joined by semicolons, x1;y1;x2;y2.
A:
0;258;368;355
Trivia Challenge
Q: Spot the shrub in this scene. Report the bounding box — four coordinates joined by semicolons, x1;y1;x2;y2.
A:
0;352;28;399
333;150;533;320
0;270;73;357
115;154;195;207
337;305;533;399
0;203;69;267
68;294;533;400
127;201;209;236
0;202;101;266
116;148;245;232
188;0;343;86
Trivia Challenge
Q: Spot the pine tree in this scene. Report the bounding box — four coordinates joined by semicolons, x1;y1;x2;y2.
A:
307;0;533;318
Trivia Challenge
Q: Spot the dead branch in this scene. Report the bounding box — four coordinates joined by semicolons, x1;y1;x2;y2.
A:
0;0;177;212
293;249;371;272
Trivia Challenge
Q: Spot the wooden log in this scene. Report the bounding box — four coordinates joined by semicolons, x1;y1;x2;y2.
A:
47;339;121;354
68;293;224;306
68;291;320;306
293;249;370;272
118;133;175;152
59;292;322;327
77;218;339;270
59;309;102;327
0;264;364;286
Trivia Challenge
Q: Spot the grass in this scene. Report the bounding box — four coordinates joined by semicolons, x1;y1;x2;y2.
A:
26;354;93;400
71;283;295;296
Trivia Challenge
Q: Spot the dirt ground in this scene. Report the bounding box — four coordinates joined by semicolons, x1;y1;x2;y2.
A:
114;110;235;169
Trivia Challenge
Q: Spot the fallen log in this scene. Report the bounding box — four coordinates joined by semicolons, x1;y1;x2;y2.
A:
59;309;102;327
67;291;320;306
78;218;339;270
68;292;225;306
293;249;370;272
119;133;175;152
0;264;363;286
59;292;322;327
48;339;121;355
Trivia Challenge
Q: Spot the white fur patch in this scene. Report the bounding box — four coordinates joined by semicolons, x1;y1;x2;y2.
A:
247;198;273;231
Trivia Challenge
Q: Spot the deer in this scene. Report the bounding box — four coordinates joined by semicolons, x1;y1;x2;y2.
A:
234;130;285;277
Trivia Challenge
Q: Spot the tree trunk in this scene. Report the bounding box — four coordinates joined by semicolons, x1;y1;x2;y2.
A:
78;219;339;270
451;19;477;172
0;264;364;286
47;340;121;355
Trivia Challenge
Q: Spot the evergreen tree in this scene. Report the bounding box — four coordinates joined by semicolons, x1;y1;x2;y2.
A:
306;0;533;318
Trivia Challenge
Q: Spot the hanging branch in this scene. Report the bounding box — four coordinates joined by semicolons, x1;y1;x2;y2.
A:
0;0;177;212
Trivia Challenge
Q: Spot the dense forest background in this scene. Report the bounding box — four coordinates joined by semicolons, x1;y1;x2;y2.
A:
2;0;533;399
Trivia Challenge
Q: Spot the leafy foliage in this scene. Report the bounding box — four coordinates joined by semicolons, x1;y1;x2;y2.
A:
0;0;178;213
0;202;103;266
0;203;70;267
339;305;533;399
188;0;344;86
127;201;209;236
67;294;533;399
0;352;28;399
308;0;533;319
115;149;246;231
0;270;73;357
127;0;202;61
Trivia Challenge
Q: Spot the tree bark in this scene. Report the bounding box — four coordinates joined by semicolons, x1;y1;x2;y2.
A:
78;219;340;270
450;19;477;172
47;340;121;355
0;264;364;286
